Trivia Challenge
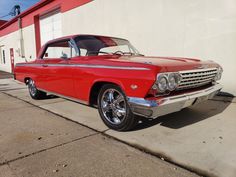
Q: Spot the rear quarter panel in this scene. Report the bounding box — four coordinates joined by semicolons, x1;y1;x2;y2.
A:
14;60;44;88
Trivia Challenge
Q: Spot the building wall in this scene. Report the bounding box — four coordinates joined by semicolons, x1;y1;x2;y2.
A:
0;0;235;95
0;30;19;72
0;20;7;26
21;25;37;61
62;0;236;95
0;24;36;72
0;0;92;72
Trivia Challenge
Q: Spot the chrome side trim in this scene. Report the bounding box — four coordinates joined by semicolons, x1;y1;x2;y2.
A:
15;63;150;71
127;97;158;108
127;84;222;118
37;88;89;105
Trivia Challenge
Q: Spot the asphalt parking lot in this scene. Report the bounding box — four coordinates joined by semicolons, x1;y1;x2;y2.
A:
0;76;236;177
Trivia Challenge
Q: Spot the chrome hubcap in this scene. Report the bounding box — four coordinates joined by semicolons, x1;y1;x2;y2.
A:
101;89;126;125
29;80;37;96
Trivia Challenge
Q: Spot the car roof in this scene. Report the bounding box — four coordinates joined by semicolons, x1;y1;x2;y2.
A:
45;34;128;44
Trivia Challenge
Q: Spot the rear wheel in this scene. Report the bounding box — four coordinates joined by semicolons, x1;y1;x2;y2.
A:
97;84;138;131
27;79;47;100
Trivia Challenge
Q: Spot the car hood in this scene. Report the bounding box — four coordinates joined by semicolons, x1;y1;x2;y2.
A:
110;56;219;72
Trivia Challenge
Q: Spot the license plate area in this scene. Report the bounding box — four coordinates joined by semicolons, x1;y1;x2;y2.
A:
193;95;209;105
183;98;196;108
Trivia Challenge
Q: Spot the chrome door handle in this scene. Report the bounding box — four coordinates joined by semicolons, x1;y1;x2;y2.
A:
42;64;48;67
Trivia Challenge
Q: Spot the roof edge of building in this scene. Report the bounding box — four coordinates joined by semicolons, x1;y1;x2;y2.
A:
0;20;8;27
0;0;53;31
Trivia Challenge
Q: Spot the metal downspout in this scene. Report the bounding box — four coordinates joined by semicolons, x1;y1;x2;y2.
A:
18;17;25;58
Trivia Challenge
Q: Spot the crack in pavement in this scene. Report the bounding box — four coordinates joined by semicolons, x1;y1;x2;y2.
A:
0;132;99;167
6;163;20;177
0;88;27;92
1;94;67;107
0;105;34;113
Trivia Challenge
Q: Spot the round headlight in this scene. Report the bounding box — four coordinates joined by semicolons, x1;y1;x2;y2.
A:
215;67;223;81
168;73;178;91
157;74;168;93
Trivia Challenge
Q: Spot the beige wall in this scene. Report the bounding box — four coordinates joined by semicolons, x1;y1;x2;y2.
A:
0;24;37;72
21;25;37;61
62;0;236;95
1;0;235;95
0;30;19;72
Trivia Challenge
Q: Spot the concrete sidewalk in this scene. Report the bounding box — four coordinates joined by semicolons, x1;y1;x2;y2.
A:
1;78;236;177
0;91;197;177
0;71;12;79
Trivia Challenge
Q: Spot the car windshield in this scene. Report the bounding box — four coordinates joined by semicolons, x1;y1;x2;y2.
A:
74;35;141;56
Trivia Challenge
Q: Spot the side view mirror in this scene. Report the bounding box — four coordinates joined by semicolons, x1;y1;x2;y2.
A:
61;52;69;60
44;53;48;57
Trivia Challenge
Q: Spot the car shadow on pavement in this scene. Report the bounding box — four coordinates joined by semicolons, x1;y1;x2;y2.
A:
134;98;232;130
41;94;59;100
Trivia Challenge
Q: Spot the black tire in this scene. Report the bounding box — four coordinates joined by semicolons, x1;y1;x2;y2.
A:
97;84;138;131
27;79;47;100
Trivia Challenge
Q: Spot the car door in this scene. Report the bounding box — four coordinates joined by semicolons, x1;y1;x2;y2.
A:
39;39;77;97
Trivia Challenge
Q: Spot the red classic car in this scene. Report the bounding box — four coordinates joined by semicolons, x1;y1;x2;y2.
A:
14;35;223;131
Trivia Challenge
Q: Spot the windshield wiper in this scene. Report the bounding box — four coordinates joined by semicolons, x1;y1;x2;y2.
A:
86;51;112;56
87;51;144;56
112;51;143;56
116;52;144;56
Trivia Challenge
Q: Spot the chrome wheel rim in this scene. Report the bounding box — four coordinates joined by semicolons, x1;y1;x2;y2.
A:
28;80;37;96
101;89;127;125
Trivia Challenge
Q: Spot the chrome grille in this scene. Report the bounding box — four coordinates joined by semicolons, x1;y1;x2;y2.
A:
178;68;218;90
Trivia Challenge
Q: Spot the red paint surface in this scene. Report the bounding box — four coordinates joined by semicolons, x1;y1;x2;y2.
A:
0;0;92;37
0;20;7;27
10;48;15;73
34;15;41;54
14;35;221;104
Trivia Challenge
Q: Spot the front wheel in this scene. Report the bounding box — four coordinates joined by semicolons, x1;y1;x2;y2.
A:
28;79;47;100
97;84;138;131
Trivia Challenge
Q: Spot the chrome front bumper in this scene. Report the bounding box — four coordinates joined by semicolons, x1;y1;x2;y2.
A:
127;84;222;118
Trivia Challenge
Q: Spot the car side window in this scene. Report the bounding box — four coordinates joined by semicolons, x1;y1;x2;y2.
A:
43;40;77;59
100;45;130;54
80;48;87;56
